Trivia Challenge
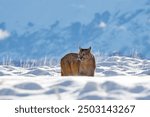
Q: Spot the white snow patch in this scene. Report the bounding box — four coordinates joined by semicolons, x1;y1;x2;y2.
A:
0;29;10;40
0;76;150;100
99;21;107;28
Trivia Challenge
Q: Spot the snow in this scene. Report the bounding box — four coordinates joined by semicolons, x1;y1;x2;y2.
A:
0;76;150;100
0;56;149;100
99;21;107;28
0;29;10;40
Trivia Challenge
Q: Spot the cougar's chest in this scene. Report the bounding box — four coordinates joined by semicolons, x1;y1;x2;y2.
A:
79;60;93;72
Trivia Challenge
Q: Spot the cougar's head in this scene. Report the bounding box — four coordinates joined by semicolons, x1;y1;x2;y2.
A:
78;47;91;61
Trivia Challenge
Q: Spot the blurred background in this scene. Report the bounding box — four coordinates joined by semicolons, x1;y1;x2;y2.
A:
0;0;150;62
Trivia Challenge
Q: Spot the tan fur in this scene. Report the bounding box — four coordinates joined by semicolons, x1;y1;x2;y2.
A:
60;47;96;76
61;53;80;76
79;54;96;76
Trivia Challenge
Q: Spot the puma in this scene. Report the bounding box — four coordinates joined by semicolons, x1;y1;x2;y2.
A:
60;47;96;76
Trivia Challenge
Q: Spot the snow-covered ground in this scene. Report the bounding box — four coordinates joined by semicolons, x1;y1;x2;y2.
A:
0;56;150;100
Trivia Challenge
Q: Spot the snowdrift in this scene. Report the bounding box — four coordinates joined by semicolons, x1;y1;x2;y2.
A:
0;56;149;100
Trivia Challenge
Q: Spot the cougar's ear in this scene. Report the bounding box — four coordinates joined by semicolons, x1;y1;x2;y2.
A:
89;46;91;51
79;46;82;51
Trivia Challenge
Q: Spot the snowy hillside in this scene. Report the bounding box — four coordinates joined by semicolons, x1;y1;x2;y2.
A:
0;76;150;100
0;56;150;76
0;56;150;100
0;0;150;59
